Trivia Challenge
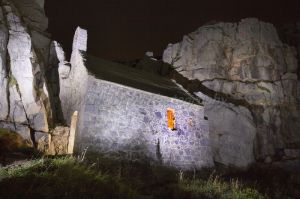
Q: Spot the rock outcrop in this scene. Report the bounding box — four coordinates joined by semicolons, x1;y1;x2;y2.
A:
0;0;74;153
163;18;300;167
0;0;52;147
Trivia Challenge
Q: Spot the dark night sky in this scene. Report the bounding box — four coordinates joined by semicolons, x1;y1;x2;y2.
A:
45;0;300;61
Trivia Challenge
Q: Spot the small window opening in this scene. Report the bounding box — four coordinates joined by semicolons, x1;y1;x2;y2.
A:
167;108;176;130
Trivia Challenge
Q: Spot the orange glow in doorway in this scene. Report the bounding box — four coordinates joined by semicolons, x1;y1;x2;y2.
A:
167;108;176;130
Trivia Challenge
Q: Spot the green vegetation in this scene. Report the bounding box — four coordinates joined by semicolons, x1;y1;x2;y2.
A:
0;156;267;199
180;177;265;199
257;84;271;93
0;157;140;199
8;74;18;87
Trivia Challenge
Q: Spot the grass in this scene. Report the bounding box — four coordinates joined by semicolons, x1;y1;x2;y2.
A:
180;177;265;199
0;157;141;199
0;155;268;199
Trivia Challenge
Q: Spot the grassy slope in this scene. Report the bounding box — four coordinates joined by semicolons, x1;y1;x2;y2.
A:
0;156;266;199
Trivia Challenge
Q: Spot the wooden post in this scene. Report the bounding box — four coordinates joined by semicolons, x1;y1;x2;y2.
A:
67;111;78;154
47;133;54;155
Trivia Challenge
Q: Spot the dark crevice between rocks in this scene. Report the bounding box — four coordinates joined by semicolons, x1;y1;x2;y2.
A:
29;44;56;130
277;22;300;81
200;77;285;85
29;127;39;149
45;43;65;126
166;64;297;110
167;68;261;130
167;69;253;109
156;138;163;165
5;50;10;121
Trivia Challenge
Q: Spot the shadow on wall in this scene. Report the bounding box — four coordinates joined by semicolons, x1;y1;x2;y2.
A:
47;42;65;125
156;138;163;164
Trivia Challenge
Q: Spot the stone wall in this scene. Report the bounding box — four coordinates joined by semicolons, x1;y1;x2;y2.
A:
76;76;214;170
59;27;89;125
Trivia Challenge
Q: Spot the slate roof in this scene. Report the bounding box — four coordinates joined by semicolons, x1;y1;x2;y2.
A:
86;55;201;105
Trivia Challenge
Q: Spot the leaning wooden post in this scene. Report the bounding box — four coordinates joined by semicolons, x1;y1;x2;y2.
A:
67;111;78;154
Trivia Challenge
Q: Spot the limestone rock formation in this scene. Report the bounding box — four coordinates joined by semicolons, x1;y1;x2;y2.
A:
0;0;62;150
163;18;297;82
6;2;48;132
163;18;300;167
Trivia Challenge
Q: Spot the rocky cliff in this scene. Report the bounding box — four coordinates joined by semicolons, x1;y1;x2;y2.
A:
0;0;52;147
163;18;300;167
0;0;84;153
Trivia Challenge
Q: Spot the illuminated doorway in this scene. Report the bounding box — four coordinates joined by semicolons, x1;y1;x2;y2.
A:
167;108;176;130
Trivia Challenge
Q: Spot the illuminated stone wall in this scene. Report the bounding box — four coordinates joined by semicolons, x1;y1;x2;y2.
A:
76;76;214;170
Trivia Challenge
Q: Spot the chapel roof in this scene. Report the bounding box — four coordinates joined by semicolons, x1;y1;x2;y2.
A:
86;55;201;105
